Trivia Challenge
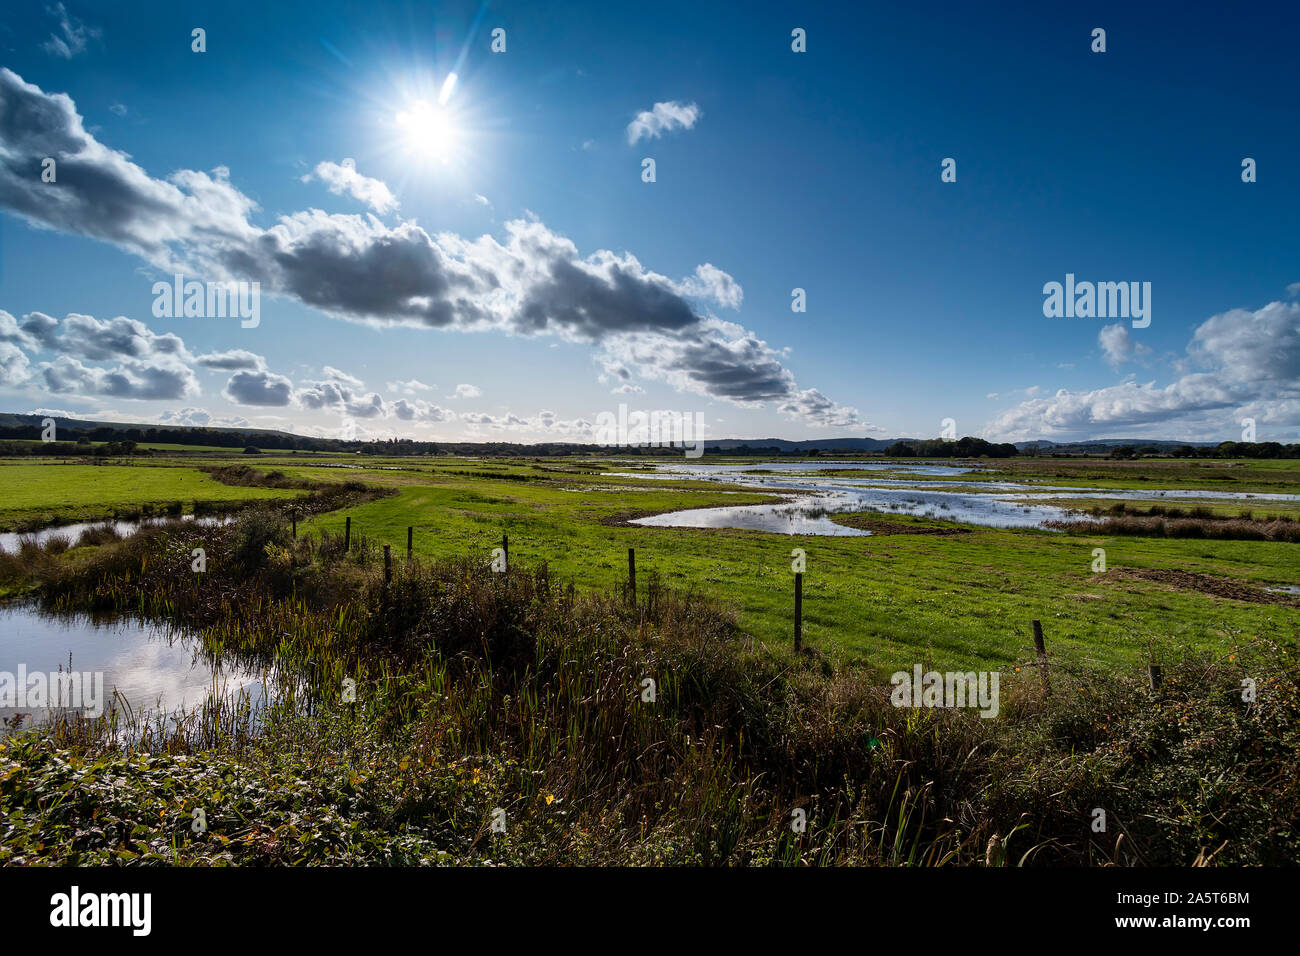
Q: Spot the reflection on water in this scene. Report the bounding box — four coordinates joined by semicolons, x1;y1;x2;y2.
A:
635;497;873;536
0;603;267;734
620;461;1300;535
0;514;232;554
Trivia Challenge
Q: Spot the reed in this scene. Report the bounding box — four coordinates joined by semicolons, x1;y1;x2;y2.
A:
3;506;1297;866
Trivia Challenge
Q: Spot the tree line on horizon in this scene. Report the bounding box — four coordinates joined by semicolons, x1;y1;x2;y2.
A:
1;421;1297;459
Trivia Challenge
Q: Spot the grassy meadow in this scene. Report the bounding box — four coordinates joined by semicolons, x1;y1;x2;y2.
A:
1;451;1297;866
0;461;305;530
2;453;1296;672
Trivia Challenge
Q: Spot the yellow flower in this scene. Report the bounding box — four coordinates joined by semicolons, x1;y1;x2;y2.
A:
544;793;555;805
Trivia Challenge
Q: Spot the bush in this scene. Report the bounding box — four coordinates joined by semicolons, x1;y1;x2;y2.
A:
229;508;290;572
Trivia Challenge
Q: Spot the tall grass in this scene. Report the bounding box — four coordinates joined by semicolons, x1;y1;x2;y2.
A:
4;506;1298;865
1050;507;1300;541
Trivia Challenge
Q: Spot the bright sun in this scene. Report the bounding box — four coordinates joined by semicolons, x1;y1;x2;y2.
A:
396;97;460;162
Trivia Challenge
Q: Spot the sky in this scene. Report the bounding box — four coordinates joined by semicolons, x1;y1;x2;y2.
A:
0;0;1297;444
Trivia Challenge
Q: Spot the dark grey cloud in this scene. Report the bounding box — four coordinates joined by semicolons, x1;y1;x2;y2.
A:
515;256;699;339
41;354;197;400
0;69;256;261
391;399;454;422
57;312;190;362
292;371;387;418
1;308;202;402
223;369;293;406
0;309;57;350
660;335;793;403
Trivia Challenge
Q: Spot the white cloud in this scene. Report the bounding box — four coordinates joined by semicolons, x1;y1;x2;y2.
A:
1098;323;1152;368
386;378;435;394
0;342;31;386
675;263;743;309
390;399;454;423
0;309;198;401
626;101;701;145
40;354;198;401
459;409;595;439
41;3;99;59
450;383;481;399
156;407;250;428
195;349;266;371
984;298;1300;441
57;313;191;363
302;159;397;214
0;310;41;351
322;365;364;388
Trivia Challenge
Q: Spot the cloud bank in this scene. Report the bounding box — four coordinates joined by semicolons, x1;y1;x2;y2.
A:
0;70;857;428
984;298;1300;441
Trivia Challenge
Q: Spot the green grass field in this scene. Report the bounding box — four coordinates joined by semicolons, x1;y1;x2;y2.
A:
294;470;1294;675
0;462;305;529
2;454;1295;675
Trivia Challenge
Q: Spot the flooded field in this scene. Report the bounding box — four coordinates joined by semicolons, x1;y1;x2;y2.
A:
619;461;1300;534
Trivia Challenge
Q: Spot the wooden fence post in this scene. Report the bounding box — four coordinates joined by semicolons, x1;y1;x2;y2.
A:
794;572;803;651
344;516;351;552
628;547;636;605
502;533;509;571
1032;619;1051;696
1148;664;1162;691
407;526;413;562
291;508;297;538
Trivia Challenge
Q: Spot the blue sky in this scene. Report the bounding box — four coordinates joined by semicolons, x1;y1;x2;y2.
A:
1;0;1297;442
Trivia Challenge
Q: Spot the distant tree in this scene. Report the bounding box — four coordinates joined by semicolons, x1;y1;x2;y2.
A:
243;445;262;455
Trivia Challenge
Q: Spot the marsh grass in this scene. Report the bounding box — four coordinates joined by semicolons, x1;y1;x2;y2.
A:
3;504;1297;865
1050;507;1300;542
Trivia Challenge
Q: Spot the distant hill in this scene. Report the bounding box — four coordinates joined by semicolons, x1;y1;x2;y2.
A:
1015;438;1221;453
702;437;897;453
0;413;318;450
0;412;296;440
703;437;1225;454
0;412;1273;457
